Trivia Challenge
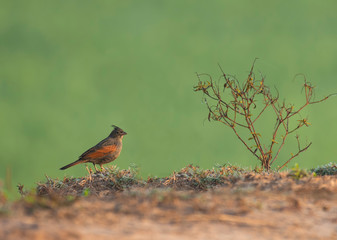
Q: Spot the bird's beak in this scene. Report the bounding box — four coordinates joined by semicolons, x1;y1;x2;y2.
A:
122;131;127;136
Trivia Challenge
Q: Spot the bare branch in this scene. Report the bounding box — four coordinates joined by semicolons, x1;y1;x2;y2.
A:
277;142;312;171
231;126;260;159
309;93;337;104
252;103;269;124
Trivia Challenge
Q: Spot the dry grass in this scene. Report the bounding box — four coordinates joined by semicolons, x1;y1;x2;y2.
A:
23;163;336;199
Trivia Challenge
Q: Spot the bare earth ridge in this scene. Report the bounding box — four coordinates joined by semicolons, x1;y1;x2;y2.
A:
1;167;336;240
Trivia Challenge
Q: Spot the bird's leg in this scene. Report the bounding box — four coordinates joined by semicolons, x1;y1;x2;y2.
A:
93;163;99;172
100;164;105;172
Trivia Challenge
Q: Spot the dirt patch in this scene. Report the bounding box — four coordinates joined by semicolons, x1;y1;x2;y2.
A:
1;166;337;239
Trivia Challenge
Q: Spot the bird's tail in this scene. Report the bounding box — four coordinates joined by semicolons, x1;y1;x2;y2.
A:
60;160;84;170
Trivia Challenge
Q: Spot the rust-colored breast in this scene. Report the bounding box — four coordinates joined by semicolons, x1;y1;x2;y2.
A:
85;145;117;159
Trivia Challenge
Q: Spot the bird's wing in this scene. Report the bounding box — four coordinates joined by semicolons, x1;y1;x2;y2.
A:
79;145;117;160
78;138;109;159
79;146;97;159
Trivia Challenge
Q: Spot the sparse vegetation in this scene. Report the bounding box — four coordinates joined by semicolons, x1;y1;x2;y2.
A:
194;60;335;171
288;163;311;180
36;166;143;198
311;162;337;176
1;164;336;239
11;164;335;200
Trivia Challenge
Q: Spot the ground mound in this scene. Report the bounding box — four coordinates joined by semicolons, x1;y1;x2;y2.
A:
1;164;337;240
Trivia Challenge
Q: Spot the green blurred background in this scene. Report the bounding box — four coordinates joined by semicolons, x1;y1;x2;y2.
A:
1;0;336;190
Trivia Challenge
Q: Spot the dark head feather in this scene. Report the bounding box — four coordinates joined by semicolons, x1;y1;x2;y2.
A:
109;125;127;137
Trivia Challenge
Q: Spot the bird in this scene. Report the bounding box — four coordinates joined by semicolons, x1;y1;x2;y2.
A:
60;125;127;171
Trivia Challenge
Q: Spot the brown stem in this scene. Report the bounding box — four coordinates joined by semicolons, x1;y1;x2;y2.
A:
277;142;312;170
231;126;260;159
252;103;269;124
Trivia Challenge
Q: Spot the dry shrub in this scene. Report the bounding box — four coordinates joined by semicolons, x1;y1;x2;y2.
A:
194;60;335;170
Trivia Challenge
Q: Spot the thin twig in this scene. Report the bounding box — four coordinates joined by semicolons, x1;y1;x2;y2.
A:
277;142;312;170
231;126;260;159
